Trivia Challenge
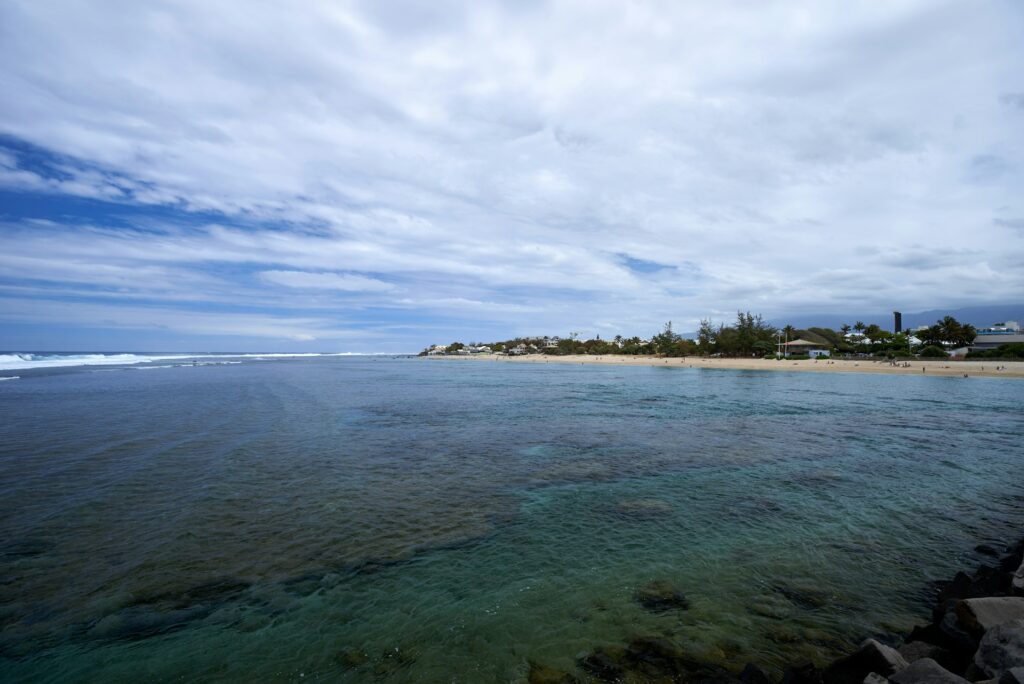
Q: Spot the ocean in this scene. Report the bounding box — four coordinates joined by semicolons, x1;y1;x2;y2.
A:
0;354;1022;682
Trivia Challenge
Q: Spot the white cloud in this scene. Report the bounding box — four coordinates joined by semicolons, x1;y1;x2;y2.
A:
260;270;394;291
0;0;1021;348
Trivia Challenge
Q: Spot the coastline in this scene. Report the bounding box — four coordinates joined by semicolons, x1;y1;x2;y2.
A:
428;354;1024;379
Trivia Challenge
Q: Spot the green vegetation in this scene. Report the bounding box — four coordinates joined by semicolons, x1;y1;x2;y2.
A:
420;313;990;360
917;316;977;348
966;342;1024;359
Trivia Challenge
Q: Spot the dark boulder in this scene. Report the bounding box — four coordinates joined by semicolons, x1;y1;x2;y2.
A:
781;663;823;684
890;658;969;684
898;640;961;673
740;663;772;684
822;638;908;684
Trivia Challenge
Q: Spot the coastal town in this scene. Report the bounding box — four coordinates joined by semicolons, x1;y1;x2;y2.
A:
421;313;1024;362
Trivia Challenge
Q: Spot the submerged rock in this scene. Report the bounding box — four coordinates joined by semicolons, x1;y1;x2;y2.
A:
974;619;1024;680
772;583;831;610
890;658;970;684
610;498;674;519
577;646;626;680
634;580;691;613
336;647;368;669
576;637;745;682
822;638;908;684
527;661;578;684
1013;561;1024;597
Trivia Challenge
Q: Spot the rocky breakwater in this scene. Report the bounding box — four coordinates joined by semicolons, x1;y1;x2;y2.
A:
764;540;1024;684
529;540;1024;684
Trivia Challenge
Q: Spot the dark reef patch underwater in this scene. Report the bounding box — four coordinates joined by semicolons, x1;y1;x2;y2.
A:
1;355;1022;682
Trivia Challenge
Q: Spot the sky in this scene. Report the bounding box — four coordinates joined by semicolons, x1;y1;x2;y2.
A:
0;1;1022;352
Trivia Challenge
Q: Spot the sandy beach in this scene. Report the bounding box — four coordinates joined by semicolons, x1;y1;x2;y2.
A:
432;353;1024;379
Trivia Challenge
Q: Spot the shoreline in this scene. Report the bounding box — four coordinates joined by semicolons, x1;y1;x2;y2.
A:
428;354;1024;379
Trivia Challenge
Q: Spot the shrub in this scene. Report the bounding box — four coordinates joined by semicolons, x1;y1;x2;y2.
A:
918;345;948;358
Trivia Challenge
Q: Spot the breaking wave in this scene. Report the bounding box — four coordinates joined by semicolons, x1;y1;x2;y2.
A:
0;353;194;371
0;352;387;372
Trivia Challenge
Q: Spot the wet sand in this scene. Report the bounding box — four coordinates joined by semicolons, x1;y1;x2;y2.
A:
432;354;1024;379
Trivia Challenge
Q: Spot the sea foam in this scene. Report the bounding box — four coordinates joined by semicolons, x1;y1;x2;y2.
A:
0;352;378;371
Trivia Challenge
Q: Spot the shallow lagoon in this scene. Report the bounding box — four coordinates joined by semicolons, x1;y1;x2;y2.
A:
1;357;1022;682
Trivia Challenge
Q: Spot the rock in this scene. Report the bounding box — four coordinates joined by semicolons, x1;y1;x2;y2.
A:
336;647;368;669
900;641;945;663
782;663;823;684
577;647;625;681
972;566;1014;598
611;498;673;519
527;661;578;684
898;641;961;673
863;674;888;684
974;619;1024;679
623;636;690;677
823;638;908;684
772;583;831;610
937;601;983;656
634;580;691;613
937;568;1012;606
999;667;1024;684
957;599;1024;637
908;624;948;648
1013;561;1024;597
889;658;970;684
978;545;1005;558
740;663;772;684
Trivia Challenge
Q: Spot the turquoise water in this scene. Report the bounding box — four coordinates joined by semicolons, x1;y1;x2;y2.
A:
0;356;1022;682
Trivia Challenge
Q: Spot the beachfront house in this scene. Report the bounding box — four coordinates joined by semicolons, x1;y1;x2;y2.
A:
783;339;829;358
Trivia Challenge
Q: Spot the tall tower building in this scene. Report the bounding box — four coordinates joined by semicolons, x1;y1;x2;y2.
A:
893;311;902;333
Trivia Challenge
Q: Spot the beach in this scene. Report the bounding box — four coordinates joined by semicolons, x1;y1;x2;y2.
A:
433;353;1024;378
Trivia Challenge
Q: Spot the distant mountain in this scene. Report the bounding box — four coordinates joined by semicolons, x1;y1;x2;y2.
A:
769;303;1024;332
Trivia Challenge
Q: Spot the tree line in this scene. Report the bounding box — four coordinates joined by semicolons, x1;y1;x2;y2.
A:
423;313;984;359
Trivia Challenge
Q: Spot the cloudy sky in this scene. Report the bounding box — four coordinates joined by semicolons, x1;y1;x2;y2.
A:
1;1;1022;352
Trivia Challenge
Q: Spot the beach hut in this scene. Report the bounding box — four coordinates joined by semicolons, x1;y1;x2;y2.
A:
783;339;829;358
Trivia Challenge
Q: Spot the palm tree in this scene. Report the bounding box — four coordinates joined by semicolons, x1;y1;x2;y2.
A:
782;325;796;340
853;321;865;333
840;324;851;336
